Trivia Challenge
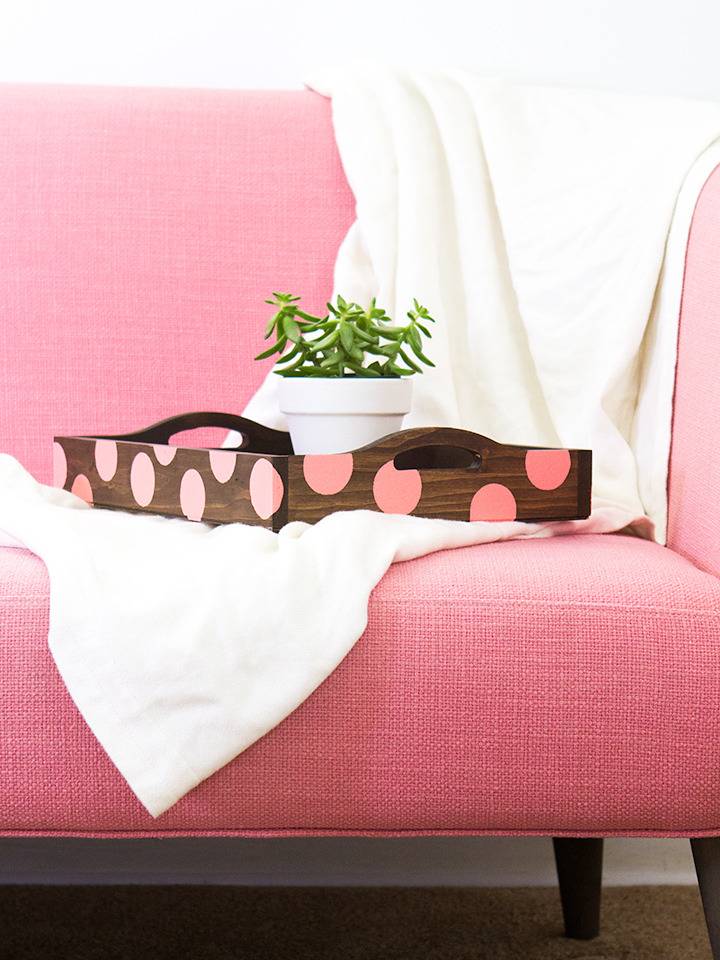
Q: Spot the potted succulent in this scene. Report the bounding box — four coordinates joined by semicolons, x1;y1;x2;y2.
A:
255;293;436;454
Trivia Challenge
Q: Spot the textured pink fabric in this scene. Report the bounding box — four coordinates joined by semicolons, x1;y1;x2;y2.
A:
2;534;720;837
0;85;353;481
667;163;720;578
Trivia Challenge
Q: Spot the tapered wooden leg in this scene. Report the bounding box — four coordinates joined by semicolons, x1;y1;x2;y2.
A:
552;837;603;939
691;838;720;959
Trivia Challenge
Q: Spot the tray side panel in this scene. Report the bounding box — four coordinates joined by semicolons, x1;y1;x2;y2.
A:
286;435;591;524
54;438;291;530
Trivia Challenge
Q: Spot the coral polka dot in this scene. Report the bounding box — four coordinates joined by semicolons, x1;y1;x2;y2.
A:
94;439;118;482
70;474;93;505
373;460;422;515
303;453;354;495
130;452;155;507
180;469;206;521
525;449;571;490
209;449;236;484
53;442;67;488
153;444;177;466
470;483;517;522
249;459;284;520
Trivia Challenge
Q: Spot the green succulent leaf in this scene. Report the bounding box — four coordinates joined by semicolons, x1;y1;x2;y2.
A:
280;366;323;377
264;310;283;338
339;322;354;353
374;325;405;341
312;329;340;352
283;316;302;343
278;341;304;364
398;348;423;373
347;361;380;377
254;336;288;361
320;349;342;368
295;309;324;325
408;340;435;367
407;326;423;353
275;350;308;374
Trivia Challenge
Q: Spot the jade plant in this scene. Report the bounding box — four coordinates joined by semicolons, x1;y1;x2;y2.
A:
255;293;436;378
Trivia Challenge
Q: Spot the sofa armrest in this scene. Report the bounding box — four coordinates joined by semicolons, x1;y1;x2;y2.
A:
667;163;720;578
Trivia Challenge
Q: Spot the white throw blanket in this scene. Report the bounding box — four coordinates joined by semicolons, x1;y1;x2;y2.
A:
2;69;720;816
246;67;720;543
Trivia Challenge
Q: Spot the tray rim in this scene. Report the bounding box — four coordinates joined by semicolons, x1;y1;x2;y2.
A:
56;417;592;463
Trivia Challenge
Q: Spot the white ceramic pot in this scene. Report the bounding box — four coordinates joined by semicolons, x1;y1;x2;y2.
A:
278;376;413;454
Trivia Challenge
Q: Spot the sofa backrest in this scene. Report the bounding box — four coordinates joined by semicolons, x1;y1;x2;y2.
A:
0;85;354;482
667;161;720;573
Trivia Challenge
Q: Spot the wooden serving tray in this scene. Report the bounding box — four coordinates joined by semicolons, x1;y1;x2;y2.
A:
53;412;592;531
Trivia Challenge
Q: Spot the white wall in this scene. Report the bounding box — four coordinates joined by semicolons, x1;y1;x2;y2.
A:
0;0;711;887
2;0;720;100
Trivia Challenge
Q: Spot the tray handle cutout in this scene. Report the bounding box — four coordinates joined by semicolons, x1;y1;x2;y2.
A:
393;444;483;471
103;412;293;455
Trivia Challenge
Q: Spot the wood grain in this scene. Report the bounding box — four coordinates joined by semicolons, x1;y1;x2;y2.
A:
55;414;592;532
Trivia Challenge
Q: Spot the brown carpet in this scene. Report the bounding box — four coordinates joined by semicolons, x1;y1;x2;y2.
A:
0;885;710;960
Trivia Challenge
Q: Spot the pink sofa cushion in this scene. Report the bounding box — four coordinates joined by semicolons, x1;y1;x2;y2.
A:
0;85;353;483
2;533;720;837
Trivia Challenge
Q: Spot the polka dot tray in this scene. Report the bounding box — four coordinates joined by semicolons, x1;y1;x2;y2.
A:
53;412;592;530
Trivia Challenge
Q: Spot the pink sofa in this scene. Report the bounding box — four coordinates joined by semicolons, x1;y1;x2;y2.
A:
1;84;720;948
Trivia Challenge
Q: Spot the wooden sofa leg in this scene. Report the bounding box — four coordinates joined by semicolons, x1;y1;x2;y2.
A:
691;838;720;959
552;837;603;939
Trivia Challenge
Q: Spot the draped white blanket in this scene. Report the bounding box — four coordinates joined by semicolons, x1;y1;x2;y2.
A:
2;69;720;816
247;68;720;543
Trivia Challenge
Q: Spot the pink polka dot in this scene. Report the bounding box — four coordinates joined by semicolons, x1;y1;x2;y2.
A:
373;460;422;515
470;484;517;522
94;439;118;481
153;444;177;466
249;459;284;520
209;449;236;484
525;449;571;490
303;453;354;495
70;474;93;504
53;442;67;488
180;469;206;522
130;452;155;507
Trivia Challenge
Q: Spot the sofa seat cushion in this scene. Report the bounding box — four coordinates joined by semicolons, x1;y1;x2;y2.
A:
1;533;720;837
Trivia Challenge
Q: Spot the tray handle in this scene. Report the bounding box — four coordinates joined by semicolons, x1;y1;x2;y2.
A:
378;427;498;472
393;446;482;471
103;412;293;455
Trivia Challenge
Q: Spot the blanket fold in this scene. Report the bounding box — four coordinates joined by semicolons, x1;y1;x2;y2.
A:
2;67;720;814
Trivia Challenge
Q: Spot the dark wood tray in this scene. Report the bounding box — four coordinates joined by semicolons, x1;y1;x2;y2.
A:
53;412;592;531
